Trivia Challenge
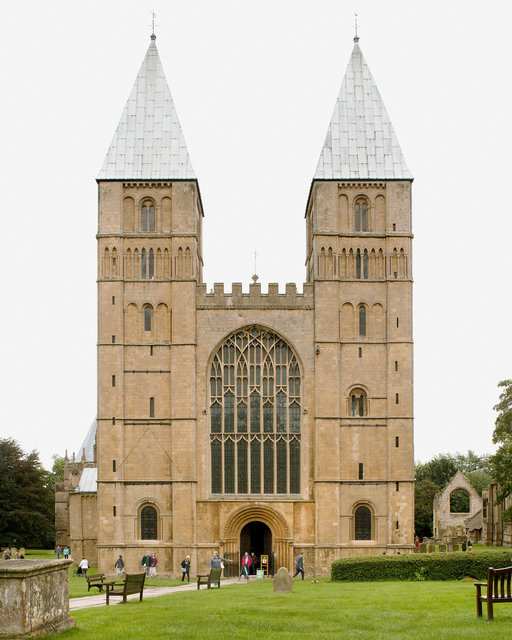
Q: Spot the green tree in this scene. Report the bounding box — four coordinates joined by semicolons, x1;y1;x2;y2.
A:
0;438;55;548
490;379;512;521
414;478;438;538
45;454;65;491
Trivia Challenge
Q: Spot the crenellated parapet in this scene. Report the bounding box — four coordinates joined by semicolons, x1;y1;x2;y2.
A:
197;282;314;309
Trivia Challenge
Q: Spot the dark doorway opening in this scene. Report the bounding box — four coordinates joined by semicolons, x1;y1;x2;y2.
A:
240;521;272;574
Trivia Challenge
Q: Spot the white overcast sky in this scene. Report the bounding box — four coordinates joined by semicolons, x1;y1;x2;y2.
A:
1;0;511;470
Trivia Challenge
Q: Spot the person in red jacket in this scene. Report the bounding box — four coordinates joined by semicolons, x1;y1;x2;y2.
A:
240;551;252;581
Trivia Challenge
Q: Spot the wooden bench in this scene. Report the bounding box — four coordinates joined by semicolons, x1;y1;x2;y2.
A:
196;568;222;590
104;573;146;605
475;566;512;620
85;573;106;592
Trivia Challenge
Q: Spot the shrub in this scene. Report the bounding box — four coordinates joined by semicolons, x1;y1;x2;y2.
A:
331;550;512;582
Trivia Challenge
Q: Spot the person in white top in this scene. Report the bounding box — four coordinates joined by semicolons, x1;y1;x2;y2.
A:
79;557;89;578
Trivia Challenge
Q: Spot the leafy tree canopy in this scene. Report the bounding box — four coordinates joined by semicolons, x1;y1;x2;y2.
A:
490;379;512;519
45;454;65;491
0;438;55;548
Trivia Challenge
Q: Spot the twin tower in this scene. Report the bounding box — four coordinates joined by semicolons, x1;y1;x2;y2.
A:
66;34;414;576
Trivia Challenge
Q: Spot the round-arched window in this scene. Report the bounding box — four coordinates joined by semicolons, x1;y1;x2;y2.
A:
210;326;301;495
354;505;372;540
140;505;157;539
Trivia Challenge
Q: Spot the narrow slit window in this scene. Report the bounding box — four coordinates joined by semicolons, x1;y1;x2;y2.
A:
392;223;396;231
112;375;116;387
395;436;399;448
150;346;154;356
358;347;362;358
396;317;399;328
112;335;115;343
359;306;367;337
150;397;155;417
356;249;361;279
112;417;116;425
358;462;364;480
113;506;117;517
395;361;398;371
395;393;399;404
396;482;400;492
112;460;116;472
144;306;152;331
112;296;115;305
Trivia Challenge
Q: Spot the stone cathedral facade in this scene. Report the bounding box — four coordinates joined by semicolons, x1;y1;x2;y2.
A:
56;34;415;576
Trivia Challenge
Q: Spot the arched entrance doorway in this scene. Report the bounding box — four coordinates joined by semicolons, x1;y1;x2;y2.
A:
240;521;272;573
222;503;291;576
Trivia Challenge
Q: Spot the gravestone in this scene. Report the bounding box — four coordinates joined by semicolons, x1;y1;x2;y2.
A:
438;544;447;552
273;567;293;593
419;543;427;553
0;559;75;638
427;544;436;553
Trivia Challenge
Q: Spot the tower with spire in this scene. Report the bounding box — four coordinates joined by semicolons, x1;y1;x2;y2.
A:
95;34;203;573
306;34;414;551
62;33;414;575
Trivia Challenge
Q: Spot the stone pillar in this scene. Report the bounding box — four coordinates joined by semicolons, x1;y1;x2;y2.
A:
0;559;75;638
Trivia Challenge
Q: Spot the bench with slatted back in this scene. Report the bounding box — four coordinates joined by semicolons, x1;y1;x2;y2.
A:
196;568;222;590
85;573;106;592
475;566;512;621
105;572;146;605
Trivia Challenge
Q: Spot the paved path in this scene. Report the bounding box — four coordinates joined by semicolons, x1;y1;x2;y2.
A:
69;578;247;610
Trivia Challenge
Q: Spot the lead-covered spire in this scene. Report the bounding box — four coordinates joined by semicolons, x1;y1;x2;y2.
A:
314;38;412;181
98;38;196;180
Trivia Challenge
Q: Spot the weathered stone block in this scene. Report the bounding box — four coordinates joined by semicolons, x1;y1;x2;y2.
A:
0;559;75;638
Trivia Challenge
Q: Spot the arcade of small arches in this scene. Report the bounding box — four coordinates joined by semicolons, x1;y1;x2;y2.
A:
124;302;171;342
122;195;173;233
102;245;194;280
318;246;407;280
337;193;386;233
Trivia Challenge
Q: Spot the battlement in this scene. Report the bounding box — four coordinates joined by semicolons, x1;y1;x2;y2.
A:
196;282;314;309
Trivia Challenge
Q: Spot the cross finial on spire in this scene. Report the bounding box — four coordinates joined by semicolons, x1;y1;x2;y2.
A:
353;13;359;43
150;11;157;40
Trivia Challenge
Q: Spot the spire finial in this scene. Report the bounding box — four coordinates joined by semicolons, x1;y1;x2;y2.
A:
150;11;157;40
353;13;359;43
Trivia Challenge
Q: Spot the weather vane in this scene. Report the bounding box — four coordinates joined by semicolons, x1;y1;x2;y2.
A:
150;11;158;39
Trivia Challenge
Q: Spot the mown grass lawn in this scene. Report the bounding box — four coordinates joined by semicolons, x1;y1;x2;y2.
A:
49;579;512;640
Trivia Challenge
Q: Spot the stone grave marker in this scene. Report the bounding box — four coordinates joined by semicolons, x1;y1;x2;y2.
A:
273;567;293;593
419;543;427;553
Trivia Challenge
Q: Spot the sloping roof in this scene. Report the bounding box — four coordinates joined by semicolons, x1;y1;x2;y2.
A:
77;418;96;463
314;38;412;181
75;467;97;494
98;36;196;181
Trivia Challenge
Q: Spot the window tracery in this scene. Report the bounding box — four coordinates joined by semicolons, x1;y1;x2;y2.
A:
210;327;301;495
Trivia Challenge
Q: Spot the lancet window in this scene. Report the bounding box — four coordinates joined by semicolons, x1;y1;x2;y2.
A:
210;327;301;495
355;198;369;232
141;200;155;232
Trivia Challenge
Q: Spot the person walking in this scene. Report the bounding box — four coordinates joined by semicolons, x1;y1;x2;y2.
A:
141;552;152;576
210;550;230;585
150;553;158;577
250;552;258;575
240;552;252;581
63;547;70;560
181;555;191;582
55;545;62;559
79;557;89;578
114;555;125;577
293;552;305;580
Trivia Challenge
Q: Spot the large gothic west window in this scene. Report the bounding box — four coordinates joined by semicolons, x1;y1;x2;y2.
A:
210;327;301;495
